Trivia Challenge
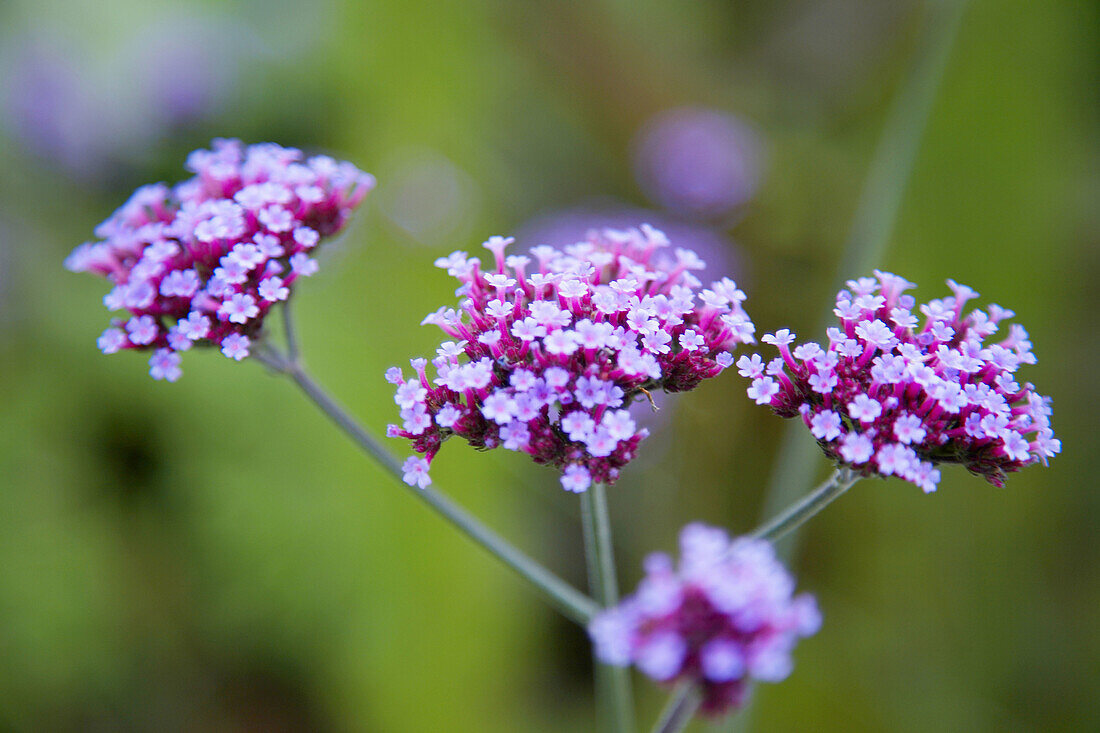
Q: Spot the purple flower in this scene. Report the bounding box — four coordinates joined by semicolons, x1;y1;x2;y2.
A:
388;226;755;491
402;456;432;489
2;17;248;179
633;107;763;220
148;348;182;382
588;524;820;717
66;139;373;379
741;271;1060;492
517;206;749;446
220;333;251;361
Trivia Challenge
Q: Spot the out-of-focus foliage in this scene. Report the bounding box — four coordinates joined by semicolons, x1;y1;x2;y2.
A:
0;0;1095;730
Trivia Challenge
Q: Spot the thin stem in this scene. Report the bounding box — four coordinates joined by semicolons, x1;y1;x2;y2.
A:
264;346;599;625
732;3;968;732
758;0;969;565
281;301;299;362
582;484;621;607
251;341;290;373
286;363;404;475
751;468;860;543
581;484;635;733
651;681;701;733
837;0;968;284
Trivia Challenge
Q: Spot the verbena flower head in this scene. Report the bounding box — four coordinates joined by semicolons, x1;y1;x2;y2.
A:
66;139;374;380
387;226;755;492
589;524;820;716
740;272;1060;492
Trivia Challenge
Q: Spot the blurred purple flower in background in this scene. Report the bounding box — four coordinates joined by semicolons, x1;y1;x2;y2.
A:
0;12;262;179
130;17;241;125
2;39;100;176
633;107;763;221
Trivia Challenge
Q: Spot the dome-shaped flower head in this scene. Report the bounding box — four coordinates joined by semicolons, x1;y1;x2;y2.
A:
739;272;1060;492
386;226;755;491
588;523;820;717
66;139;374;380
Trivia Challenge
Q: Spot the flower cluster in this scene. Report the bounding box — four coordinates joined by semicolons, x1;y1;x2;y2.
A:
589;524;820;716
740;272;1060;492
66;139;374;380
388;226;755;492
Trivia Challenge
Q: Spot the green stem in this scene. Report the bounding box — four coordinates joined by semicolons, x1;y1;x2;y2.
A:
751;469;860;543
760;0;969;564
651;681;701;733
256;341;599;625
581;483;635;733
281;301;300;362
732;2;968;732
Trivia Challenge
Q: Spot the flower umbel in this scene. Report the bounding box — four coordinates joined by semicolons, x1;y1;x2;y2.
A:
589;523;820;716
66;139;374;380
740;272;1060;491
388;226;755;491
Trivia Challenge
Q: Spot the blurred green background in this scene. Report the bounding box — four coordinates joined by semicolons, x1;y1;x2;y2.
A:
0;0;1095;730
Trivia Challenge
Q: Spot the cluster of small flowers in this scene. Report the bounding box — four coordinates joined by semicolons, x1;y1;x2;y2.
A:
740;272;1060;491
388;226;756;492
589;524;820;716
65;139;374;380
